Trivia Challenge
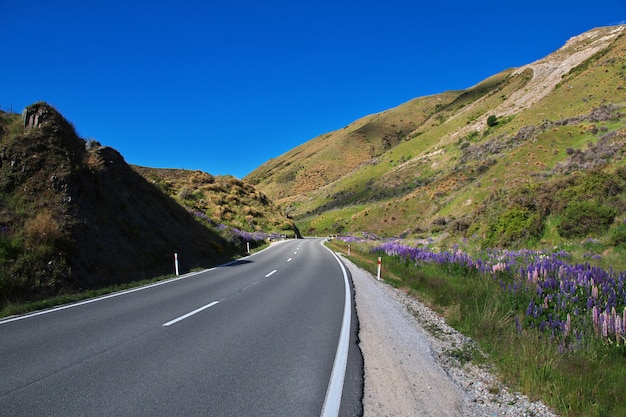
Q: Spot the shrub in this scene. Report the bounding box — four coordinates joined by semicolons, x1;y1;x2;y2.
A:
0;231;22;260
487;114;498;127
485;206;543;247
177;187;193;200
557;201;616;238
24;210;60;245
242;206;261;217
177;187;203;201
608;220;626;246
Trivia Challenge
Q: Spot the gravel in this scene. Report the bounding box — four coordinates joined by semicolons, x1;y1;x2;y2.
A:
342;254;559;417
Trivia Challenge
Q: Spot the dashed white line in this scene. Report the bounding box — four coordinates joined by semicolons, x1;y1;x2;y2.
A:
287;258;292;262
265;270;277;277
162;301;220;327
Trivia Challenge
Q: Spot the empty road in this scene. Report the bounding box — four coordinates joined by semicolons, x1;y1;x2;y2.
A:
0;238;363;416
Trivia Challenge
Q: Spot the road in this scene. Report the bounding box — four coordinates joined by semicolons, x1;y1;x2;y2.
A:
0;238;363;416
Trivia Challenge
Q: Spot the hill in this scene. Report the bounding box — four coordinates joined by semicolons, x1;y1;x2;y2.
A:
132;166;300;240
0;103;294;307
245;25;626;257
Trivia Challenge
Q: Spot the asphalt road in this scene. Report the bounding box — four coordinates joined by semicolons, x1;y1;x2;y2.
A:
0;238;363;416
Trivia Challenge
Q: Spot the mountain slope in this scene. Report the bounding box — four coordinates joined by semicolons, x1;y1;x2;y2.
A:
132;166;300;239
245;25;626;252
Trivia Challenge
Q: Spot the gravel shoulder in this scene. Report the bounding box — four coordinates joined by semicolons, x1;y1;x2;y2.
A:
342;254;558;417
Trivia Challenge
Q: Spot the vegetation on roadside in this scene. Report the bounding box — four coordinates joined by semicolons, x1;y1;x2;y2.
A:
329;238;626;417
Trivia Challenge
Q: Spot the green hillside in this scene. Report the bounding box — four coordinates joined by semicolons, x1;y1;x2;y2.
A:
246;25;626;259
132;166;300;239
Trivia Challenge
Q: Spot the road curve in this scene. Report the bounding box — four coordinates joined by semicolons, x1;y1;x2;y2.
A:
0;238;363;416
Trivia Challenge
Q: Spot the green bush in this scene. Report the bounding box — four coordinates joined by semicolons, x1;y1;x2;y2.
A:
557;201;616;238
608;221;626;246
556;171;624;206
487;114;498;127
485;207;543;247
0;233;22;260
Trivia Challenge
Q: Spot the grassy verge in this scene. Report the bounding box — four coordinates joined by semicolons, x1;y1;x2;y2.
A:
328;239;626;417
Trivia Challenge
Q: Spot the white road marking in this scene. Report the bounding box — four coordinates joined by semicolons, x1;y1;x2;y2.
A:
0;269;210;325
320;240;352;417
162;301;220;327
287;258;292;262
265;270;277;277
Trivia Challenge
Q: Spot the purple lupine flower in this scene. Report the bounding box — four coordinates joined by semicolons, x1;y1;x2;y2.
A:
369;240;626;346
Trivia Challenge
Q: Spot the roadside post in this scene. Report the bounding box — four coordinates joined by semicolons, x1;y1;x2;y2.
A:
377;257;382;281
348;245;351;256
174;253;179;276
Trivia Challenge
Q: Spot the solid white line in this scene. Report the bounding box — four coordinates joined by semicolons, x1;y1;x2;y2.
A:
265;270;277;277
0;269;209;326
320;240;352;417
162;301;220;327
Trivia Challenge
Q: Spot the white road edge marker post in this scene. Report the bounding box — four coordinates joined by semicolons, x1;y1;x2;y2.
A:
377;257;381;281
174;253;179;276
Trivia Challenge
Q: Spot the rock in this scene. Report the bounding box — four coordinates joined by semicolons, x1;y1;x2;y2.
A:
22;103;50;129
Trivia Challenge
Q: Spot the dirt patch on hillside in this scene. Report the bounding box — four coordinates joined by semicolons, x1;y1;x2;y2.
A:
498;26;624;118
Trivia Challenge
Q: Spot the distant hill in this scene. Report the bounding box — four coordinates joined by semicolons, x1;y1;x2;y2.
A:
245;25;626;255
0;103;295;306
132;166;300;239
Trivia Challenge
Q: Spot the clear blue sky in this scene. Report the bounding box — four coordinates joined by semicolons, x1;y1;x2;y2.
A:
2;1;625;178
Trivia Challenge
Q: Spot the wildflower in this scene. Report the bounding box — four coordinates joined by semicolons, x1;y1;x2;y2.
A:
593;285;600;299
602;310;610;338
